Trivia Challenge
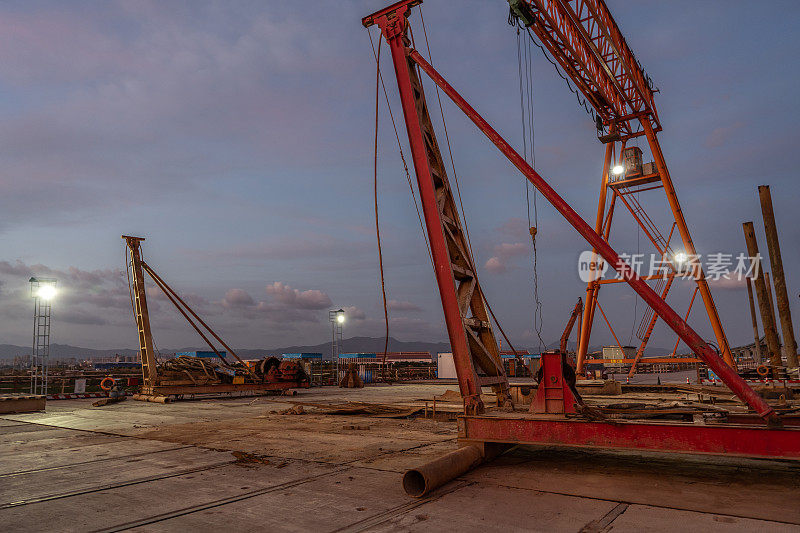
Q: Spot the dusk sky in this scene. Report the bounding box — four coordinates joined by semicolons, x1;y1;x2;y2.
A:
1;0;798;354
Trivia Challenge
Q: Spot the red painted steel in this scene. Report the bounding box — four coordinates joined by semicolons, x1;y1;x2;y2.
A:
364;3;485;414
511;0;659;136
406;49;777;423
560;299;583;353
511;1;734;372
459;416;800;459
363;1;794;465
530;352;580;414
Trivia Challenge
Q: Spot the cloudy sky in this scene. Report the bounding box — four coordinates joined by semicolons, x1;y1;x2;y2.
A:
1;0;798;353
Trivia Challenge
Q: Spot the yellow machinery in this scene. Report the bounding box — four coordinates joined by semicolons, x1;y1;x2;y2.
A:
123;235;310;400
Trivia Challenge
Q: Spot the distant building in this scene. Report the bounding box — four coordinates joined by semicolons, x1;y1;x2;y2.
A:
383;351;432;363
601;345;636;369
730;337;768;364
437;351;537;379
282;353;323;361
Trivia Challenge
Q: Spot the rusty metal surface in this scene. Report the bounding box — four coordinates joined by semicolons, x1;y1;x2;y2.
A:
366;1;510;415
458;415;800;460
406;47;774;422
402;444;483;497
759;185;798;368
743;222;782;367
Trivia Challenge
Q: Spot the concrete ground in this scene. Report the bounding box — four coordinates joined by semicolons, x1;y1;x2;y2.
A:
1;384;798;532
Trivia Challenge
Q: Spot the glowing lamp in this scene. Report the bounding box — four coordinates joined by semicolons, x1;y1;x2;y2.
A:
38;285;56;300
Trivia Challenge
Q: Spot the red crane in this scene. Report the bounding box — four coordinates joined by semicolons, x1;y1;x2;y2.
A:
362;0;798;496
506;0;733;374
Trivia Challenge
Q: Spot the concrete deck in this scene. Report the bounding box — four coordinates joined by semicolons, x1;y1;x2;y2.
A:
2;384;798;532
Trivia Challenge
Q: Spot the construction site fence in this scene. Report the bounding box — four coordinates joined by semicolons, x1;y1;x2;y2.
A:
329;362;436;384
0;371;142;395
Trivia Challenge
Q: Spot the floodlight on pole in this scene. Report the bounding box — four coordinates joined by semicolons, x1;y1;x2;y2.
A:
612;164;625;176
29;276;57;395
38;285;56;300
329;308;345;382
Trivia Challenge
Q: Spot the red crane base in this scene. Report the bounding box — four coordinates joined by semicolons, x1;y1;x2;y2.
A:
458;415;800;460
464;350;800;460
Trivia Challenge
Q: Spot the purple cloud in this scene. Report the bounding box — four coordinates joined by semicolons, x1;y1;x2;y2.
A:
484;242;530;275
265;282;331;310
221;288;255;309
388;299;422;312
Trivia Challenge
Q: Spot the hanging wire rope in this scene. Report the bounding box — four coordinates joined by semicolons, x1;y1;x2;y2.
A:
414;9;521;359
419;7;474;258
368;29;434;269
517;27;545;352
508;15;596;126
629;199;640;346
371;35;390;378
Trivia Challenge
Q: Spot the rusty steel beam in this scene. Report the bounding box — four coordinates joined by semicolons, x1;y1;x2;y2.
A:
561;298;583;353
642;120;734;368
459;416;800;459
577;136;615;373
406;47;776;422
122;236;158;388
142;263;259;380
510;0;658;135
746;277;763;364
765;272;778;344
759;185;798;368
743;222;782;368
402;445;482;497
364;2;510;415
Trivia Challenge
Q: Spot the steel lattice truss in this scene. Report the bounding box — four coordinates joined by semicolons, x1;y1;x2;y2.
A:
511;0;659;136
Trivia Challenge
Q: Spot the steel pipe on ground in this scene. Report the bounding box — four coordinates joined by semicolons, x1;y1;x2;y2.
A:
402;445;483;497
132;394;172;404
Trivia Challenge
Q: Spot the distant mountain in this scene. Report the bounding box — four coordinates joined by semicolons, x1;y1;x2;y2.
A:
0;336;675;362
0;343;141;359
254;336;451;360
0;337;451;362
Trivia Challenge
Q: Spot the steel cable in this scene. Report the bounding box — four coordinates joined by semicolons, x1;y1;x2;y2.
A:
371;34;390;379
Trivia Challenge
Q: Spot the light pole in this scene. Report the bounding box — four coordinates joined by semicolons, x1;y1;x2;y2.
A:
329;308;345;382
29;277;57;395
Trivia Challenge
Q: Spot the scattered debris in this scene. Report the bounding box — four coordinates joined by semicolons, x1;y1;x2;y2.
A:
91;396;127;407
433;390;461;403
232;451;272;465
268;400;423;418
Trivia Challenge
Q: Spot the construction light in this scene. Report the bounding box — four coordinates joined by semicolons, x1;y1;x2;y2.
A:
37;285;56;300
337;313;345;324
673;252;688;265
612;164;625;176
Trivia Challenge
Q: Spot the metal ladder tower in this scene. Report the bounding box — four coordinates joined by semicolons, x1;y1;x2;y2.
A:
29;277;56;395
